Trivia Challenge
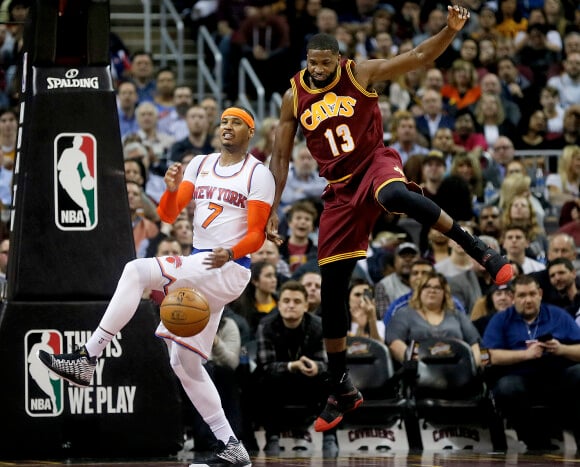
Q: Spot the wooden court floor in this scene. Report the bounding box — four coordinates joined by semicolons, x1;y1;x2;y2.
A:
2;450;580;466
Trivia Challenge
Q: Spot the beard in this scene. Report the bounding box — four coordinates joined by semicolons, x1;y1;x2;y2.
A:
176;103;190;117
306;66;338;89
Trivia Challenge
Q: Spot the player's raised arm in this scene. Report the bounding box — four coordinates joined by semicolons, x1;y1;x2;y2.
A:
157;162;194;223
355;5;470;87
267;87;299;244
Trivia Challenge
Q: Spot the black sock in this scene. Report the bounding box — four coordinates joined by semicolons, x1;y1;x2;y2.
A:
444;222;484;263
327;350;347;385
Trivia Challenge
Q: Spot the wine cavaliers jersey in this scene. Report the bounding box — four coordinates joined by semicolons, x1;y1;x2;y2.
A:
291;59;384;183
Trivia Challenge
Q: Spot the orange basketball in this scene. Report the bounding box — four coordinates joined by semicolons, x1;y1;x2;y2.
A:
160;288;210;337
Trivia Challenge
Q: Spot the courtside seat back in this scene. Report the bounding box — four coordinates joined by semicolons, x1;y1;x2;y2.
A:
346;336;395;397
409;338;508;451
343;336;408;428
414;338;482;401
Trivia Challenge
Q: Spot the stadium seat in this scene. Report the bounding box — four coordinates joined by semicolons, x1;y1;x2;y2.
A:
341;336;418;447
405;338;507;451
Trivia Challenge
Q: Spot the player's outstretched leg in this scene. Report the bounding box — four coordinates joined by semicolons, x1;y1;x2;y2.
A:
377;181;513;285
189;436;252;467
37;345;97;387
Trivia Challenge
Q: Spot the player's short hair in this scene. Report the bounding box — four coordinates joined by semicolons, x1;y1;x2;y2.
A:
307;33;339;54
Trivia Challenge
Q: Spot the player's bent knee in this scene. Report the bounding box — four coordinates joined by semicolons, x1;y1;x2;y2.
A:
377;182;413;212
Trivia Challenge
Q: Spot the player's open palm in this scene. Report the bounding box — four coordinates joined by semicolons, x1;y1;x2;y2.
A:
447;5;470;32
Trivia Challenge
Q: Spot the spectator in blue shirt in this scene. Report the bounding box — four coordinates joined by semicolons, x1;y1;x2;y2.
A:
483;274;580;451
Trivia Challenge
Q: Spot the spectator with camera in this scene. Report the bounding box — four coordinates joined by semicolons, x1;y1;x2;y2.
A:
347;279;384;343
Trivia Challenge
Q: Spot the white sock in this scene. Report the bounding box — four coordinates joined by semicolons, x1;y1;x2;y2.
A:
84;326;114;358
206;411;236;445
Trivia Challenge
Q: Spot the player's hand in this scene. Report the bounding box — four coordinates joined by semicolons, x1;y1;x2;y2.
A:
266;210;283;246
203;247;231;269
447;4;470;32
164;162;183;192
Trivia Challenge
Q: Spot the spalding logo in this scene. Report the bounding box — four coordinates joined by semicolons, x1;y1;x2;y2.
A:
47;77;99;89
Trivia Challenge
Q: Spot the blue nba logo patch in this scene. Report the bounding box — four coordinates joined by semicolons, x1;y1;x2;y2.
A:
54;133;98;231
25;330;64;417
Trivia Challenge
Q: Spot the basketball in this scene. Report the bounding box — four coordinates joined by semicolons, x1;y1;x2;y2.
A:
160;288;210;337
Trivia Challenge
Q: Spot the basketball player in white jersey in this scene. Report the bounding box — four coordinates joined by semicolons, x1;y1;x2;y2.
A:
38;107;274;467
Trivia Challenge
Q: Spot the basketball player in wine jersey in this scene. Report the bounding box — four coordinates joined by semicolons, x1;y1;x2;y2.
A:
39;107;273;467
267;5;513;435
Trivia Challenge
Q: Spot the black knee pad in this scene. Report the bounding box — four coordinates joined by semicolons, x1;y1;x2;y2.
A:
377;182;440;226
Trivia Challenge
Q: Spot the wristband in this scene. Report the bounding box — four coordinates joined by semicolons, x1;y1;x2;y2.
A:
287;362;293;372
227;249;234;261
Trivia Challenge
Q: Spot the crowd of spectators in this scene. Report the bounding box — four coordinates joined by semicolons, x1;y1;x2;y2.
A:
0;0;580;456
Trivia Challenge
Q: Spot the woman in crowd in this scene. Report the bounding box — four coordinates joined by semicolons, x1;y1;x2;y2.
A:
228;261;278;337
441;59;481;116
495;0;528;40
498;172;547;231
249;117;278;166
386;272;481;365
540;85;565;137
450;152;484;210
470;283;515;336
347;279;384;343
474;93;518;148
502;194;549;262
546;145;580;208
389;67;424;114
513;109;550;151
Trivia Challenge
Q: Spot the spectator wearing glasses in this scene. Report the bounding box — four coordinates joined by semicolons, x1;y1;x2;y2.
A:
386;271;481;364
383;258;467;328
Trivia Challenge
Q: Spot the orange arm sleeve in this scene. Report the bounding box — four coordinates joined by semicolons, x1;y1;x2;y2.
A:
230;200;272;259
157;181;195;224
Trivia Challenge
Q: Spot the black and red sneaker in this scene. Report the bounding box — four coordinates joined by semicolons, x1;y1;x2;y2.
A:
314;374;363;432
481;247;513;285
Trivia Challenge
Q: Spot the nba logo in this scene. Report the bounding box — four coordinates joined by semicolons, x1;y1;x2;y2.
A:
54;133;98;231
25;330;64;417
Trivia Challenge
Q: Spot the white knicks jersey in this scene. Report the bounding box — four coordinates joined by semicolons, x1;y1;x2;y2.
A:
183;152;275;253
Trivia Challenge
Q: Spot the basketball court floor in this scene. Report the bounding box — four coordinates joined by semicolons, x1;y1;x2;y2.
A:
3;435;580;467
2;451;580;467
